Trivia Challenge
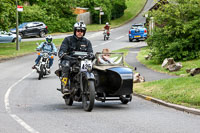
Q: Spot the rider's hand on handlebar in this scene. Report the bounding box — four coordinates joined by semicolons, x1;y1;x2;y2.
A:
54;52;57;56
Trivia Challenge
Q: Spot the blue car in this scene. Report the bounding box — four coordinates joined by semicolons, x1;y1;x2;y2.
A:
128;23;147;42
0;31;21;43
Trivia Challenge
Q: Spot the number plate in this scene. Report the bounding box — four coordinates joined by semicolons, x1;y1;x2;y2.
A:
80;60;92;72
134;35;141;38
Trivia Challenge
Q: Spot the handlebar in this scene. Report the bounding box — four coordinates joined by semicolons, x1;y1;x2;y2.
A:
61;53;94;60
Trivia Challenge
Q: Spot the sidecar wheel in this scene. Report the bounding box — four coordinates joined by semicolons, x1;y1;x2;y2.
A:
120;95;132;104
82;80;95;112
38;65;44;80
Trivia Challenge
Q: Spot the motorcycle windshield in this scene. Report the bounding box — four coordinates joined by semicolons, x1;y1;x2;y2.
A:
95;52;124;66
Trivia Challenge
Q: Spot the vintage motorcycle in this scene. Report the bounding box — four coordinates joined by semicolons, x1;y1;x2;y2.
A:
56;52;133;112
57;51;96;112
103;30;110;41
36;51;55;80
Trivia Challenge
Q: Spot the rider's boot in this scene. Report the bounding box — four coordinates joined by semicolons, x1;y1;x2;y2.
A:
61;77;70;98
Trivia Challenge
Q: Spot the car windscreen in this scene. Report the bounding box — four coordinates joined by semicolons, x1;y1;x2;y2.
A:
95;53;124;66
18;23;27;28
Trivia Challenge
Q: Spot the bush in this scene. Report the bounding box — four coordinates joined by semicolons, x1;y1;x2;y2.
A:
147;0;200;63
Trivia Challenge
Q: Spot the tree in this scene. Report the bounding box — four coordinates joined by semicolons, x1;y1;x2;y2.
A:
0;0;15;31
147;0;200;62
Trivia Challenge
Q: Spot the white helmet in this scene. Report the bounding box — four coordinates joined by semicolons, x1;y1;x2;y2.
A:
106;22;109;25
74;21;87;36
46;35;52;44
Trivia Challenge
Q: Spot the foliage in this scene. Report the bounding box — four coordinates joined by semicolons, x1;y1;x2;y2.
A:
1;0;127;32
0;0;16;31
147;0;200;63
75;0;126;24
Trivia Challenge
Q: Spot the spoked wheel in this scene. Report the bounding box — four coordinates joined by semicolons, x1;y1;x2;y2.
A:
38;65;44;80
120;94;132;104
82;80;95;112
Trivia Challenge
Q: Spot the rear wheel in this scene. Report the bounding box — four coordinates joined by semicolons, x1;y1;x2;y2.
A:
129;38;132;42
39;31;45;38
19;33;23;38
82;80;95;112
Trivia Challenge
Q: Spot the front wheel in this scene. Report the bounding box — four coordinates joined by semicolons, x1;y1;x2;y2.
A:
38;65;44;80
65;96;73;106
82;80;95;112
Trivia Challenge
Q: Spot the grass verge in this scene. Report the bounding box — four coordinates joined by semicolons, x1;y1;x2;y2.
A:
135;46;200;109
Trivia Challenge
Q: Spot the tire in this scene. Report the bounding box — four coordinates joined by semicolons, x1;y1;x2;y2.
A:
39;31;45;38
65;96;73;106
38;65;44;80
82;80;95;112
12;38;16;43
19;33;23;38
104;35;106;41
129;38;132;42
120;95;132;104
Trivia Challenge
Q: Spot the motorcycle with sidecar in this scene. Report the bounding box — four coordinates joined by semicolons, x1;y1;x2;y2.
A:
56;52;133;112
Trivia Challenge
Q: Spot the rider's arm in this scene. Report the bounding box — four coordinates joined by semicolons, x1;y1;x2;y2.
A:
36;42;44;51
59;37;69;58
52;43;57;53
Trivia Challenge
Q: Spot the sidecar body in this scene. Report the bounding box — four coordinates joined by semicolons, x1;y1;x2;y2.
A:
93;52;133;104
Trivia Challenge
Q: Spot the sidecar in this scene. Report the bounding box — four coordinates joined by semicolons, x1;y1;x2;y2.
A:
93;52;133;104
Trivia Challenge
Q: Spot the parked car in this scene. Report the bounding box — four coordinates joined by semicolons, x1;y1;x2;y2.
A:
10;22;48;38
0;31;21;43
128;23;147;42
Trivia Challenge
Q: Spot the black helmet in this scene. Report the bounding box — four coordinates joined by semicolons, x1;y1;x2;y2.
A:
46;35;52;44
74;22;87;36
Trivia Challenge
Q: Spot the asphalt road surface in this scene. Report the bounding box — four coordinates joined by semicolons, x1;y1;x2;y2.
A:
1;0;200;133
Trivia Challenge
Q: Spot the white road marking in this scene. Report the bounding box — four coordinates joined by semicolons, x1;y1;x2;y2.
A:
115;36;124;40
100;40;112;45
4;70;39;133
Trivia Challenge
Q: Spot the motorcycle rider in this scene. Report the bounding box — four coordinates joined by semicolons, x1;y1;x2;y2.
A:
32;35;57;71
104;22;110;36
57;21;94;95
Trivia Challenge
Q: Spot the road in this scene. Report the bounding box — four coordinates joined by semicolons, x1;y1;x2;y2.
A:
1;0;200;133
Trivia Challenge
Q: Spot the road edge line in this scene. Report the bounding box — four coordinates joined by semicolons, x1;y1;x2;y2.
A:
133;92;200;115
4;70;39;133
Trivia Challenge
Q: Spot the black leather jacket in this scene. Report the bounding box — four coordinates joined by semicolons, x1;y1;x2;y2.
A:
59;35;93;59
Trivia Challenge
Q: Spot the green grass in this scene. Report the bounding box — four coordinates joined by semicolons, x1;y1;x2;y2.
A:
134;46;200;109
0;39;63;60
134;75;200;109
137;47;200;76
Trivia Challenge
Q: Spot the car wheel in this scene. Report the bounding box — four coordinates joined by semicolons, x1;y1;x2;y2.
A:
19;33;23;38
39;31;45;38
12;38;16;43
129;38;132;42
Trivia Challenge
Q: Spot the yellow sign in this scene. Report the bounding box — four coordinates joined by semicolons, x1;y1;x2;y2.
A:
62;77;68;86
